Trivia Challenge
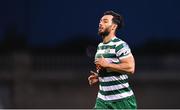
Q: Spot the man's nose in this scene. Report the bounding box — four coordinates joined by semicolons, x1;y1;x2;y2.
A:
99;23;102;27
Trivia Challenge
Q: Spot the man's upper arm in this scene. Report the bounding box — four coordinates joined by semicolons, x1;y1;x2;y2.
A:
115;41;135;66
115;42;135;73
115;42;132;60
119;53;134;64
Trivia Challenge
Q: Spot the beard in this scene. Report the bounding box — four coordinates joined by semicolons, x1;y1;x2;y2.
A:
98;26;111;38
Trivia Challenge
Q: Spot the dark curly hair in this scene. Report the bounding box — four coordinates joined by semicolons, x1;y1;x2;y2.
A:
104;11;124;30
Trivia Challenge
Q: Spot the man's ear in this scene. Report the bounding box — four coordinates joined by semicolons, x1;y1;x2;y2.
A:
112;24;117;30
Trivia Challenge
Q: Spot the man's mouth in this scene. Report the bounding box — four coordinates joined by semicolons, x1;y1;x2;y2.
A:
98;27;103;31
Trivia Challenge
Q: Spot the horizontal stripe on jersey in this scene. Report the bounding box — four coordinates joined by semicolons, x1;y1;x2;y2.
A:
97;45;115;50
99;75;128;82
115;43;124;52
100;79;128;86
99;82;129;91
99;87;131;96
95;53;116;59
98;90;134;101
96;49;116;55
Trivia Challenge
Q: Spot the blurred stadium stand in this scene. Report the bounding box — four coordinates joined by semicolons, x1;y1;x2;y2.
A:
0;0;180;108
0;39;180;108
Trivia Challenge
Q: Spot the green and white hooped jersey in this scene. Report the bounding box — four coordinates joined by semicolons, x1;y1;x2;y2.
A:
95;37;134;102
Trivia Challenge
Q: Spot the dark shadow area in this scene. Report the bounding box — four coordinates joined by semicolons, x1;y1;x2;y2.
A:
0;27;180;108
0;0;180;108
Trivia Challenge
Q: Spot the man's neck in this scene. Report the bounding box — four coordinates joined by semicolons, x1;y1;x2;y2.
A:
102;33;115;44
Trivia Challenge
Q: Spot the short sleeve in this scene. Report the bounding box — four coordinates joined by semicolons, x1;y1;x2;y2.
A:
115;42;131;59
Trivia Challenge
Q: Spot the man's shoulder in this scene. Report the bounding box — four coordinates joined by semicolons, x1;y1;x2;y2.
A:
112;37;127;47
97;42;103;47
113;37;124;42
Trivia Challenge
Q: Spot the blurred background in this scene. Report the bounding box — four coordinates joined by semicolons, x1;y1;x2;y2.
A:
0;0;180;109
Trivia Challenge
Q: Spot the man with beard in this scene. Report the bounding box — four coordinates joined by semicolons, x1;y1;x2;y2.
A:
88;11;137;109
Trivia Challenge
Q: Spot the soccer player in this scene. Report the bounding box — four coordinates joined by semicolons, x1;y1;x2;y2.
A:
88;11;137;109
